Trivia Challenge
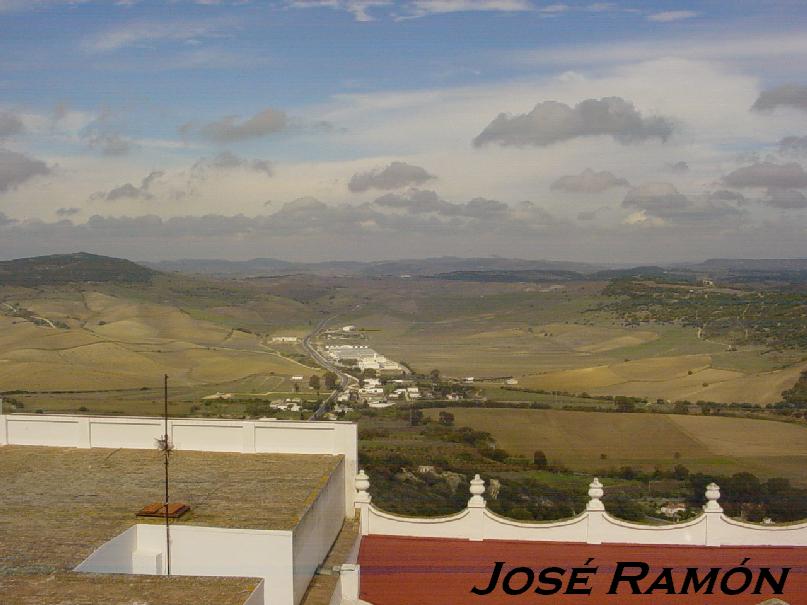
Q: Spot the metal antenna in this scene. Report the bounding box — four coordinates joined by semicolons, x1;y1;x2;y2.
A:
157;373;173;575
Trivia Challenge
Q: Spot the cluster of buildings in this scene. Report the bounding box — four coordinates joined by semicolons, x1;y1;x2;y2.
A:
323;344;405;374
269;398;303;412
334;378;421;410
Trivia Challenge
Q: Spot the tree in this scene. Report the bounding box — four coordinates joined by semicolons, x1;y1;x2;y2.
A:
293;383;300;393
410;408;424;426
673;464;690;480
438;411;454;426
533;450;548;469
429;369;441;382
324;371;338;390
309;375;321;391
673;401;690;414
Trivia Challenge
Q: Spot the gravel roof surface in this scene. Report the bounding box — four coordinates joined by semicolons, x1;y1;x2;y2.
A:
0;445;342;604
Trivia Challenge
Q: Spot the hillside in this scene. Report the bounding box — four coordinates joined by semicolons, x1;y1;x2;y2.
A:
0;253;157;286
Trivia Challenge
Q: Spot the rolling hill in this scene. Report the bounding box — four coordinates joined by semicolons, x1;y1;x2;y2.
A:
0;252;157;286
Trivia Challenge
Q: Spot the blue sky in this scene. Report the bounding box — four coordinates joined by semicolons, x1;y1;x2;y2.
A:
1;0;807;261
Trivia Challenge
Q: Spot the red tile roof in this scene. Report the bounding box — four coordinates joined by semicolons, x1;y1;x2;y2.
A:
358;535;807;604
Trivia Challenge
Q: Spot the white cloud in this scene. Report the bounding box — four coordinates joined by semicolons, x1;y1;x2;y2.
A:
287;0;391;22
83;18;237;52
647;10;697;23
509;31;807;67
0;0;89;12
409;0;532;15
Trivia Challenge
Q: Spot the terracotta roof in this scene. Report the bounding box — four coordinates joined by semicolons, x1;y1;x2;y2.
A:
359;535;807;604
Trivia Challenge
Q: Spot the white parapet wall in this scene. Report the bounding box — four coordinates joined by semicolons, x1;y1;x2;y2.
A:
354;472;807;548
0;411;358;512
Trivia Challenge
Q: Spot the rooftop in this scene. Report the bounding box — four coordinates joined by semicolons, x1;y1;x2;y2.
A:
0;445;342;604
359;535;807;605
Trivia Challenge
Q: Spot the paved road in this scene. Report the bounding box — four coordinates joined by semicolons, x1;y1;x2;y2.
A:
303;315;357;420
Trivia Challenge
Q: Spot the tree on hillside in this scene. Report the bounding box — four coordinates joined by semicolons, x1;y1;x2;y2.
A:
309;375;321;391
533;450;548;469
429;369;441;382
673;401;690;414
324;371;338;390
438;411;454;426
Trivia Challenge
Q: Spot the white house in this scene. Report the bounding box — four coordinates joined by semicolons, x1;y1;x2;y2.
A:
658;501;688;517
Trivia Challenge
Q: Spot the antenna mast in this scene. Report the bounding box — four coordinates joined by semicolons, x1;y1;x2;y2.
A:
160;373;172;575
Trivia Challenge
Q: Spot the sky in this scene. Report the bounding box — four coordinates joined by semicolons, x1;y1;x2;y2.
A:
1;0;807;263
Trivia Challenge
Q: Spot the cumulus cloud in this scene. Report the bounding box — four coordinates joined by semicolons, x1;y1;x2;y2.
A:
751;84;807;113
473;97;674;147
0;111;24;138
348;161;435;192
622;182;744;225
369;188;558;229
0;149;51;193
56;207;81;217
779;136;807;155
763;188;807;209
98;170;164;202
372;188;510;219
723;161;807;189
183;108;288;143
191;151;274;176
550;168;629;193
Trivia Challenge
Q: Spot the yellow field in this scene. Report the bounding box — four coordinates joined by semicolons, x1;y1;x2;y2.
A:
424;408;807;484
360;303;798;404
0;291;317;392
520;354;805;404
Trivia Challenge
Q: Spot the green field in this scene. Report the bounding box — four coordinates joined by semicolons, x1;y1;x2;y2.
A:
423;407;807;485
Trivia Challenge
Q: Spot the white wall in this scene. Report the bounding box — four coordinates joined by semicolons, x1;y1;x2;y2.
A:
75;525;138;574
75;524;294;605
0;411;358;512
292;458;346;603
356;503;807;547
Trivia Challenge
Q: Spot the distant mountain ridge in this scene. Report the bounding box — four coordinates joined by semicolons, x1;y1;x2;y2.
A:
688;258;807;272
0;252;158;286
145;256;613;277
3;253;807;288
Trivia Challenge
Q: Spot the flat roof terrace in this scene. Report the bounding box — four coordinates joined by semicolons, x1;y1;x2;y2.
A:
0;445;342;604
